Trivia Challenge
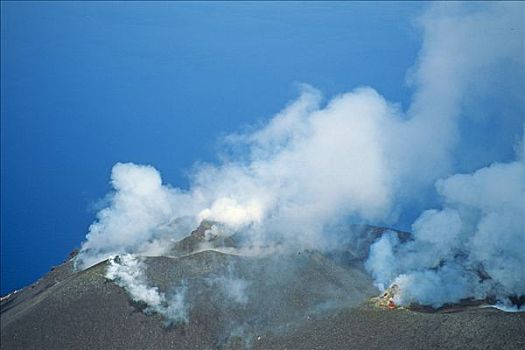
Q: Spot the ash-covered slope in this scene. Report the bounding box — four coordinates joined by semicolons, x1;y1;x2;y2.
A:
1;225;524;350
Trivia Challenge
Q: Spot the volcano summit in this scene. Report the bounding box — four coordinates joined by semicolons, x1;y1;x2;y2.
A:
2;2;524;349
1;224;524;350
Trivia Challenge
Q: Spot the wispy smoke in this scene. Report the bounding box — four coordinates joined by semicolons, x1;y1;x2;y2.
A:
76;2;524;312
106;254;189;324
207;273;250;305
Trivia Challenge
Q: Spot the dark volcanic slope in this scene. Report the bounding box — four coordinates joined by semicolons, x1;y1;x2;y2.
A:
256;306;525;350
2;227;524;350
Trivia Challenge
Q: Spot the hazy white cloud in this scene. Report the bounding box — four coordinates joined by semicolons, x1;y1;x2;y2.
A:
366;159;525;307
75;163;207;269
75;2;524;310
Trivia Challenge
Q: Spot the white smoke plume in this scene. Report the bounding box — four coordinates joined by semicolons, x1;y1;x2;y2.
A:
74;163;208;269
366;158;525;307
106;254;189;324
75;2;523;310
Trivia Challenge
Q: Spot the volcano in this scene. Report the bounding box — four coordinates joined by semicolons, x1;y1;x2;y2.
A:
1;224;524;350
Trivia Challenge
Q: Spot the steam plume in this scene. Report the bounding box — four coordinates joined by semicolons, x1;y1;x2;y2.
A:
75;2;524;311
366;158;525;307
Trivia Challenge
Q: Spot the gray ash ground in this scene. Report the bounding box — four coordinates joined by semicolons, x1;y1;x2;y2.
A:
1;225;524;349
